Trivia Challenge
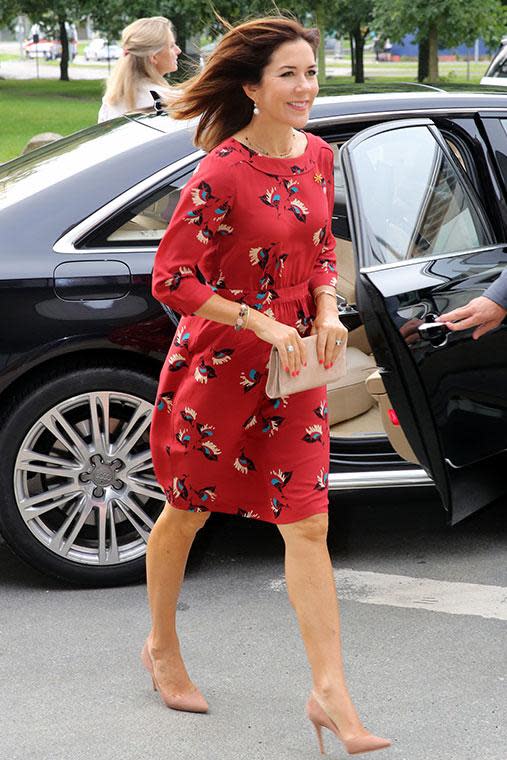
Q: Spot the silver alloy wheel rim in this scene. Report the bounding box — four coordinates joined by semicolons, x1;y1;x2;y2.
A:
14;391;165;567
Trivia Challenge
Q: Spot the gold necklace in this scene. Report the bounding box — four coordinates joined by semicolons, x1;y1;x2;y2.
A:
243;129;296;158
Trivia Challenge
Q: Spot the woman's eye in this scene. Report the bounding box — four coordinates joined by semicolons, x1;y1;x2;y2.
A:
282;69;317;77
281;70;318;77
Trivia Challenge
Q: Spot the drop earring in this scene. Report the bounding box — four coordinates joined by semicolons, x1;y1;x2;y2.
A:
253;102;259;115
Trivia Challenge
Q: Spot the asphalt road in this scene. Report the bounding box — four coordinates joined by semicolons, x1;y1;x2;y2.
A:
0;491;505;760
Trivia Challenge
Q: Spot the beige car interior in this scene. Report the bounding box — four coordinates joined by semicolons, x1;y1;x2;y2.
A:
325;140;422;464
327;232;419;463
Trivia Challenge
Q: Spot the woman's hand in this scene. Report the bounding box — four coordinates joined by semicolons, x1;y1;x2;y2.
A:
249;312;307;376
311;298;348;368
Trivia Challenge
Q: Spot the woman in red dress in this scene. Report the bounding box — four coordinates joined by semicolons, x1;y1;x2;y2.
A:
143;16;391;756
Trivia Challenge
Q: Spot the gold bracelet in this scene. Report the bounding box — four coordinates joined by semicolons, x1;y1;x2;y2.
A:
234;302;249;331
313;287;336;300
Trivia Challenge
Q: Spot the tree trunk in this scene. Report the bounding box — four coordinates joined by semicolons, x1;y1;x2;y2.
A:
353;26;365;84
418;36;429;82
315;2;326;85
349;32;355;77
59;17;69;81
427;23;439;82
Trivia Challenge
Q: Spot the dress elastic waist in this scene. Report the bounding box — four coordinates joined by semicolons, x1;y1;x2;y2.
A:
210;281;311;307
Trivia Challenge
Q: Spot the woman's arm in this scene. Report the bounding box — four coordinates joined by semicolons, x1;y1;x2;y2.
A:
309;147;348;367
153;155;307;374
194;294;308;377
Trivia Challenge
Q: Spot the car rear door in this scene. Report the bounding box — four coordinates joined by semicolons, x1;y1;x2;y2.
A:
340;118;507;524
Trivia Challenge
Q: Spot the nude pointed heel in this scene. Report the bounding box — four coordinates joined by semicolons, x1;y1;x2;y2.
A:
311;720;326;754
307;692;391;756
141;640;209;713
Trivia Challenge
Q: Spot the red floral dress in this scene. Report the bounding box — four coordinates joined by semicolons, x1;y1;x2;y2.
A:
150;131;337;523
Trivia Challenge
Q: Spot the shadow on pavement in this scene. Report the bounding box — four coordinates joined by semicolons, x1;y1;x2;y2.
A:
0;490;504;590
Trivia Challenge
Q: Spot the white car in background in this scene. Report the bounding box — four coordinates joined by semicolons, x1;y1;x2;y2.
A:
481;36;507;86
23;38;61;60
84;38;122;61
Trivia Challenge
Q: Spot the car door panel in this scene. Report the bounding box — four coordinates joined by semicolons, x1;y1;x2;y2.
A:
341;118;507;524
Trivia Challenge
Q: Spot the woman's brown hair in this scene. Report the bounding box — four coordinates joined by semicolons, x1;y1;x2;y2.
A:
168;16;320;151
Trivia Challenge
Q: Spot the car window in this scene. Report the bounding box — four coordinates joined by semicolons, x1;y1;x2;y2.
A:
83;168;196;248
341;125;491;266
106;186;181;244
328;134;468;241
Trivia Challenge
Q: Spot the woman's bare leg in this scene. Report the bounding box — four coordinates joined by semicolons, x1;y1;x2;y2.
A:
278;513;368;739
145;503;210;694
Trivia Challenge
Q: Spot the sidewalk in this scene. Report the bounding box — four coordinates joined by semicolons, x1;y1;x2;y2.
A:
0;57;110;80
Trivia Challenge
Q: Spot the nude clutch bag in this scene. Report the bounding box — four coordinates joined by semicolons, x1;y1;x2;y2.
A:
265;334;347;399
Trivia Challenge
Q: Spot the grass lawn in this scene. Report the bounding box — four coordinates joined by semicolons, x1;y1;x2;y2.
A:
0;79;103;162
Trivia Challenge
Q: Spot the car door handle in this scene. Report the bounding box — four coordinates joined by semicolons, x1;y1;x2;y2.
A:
417;318;450;346
336;294;359;316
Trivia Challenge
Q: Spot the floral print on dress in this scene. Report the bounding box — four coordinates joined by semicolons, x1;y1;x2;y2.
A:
150;131;337;523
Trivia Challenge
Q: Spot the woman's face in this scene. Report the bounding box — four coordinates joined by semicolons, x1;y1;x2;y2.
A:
152;31;181;75
245;39;319;127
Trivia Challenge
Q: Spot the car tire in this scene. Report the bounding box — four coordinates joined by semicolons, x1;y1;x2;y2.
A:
0;362;165;587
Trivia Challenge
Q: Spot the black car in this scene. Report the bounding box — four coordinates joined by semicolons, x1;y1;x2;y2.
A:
1;91;506;586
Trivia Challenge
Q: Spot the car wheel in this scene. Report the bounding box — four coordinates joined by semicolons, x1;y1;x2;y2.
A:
0;363;165;586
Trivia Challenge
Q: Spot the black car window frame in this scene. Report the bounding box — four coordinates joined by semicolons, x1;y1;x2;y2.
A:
480;117;507;198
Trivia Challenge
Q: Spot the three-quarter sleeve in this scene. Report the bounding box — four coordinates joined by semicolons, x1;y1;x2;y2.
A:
309;147;338;292
152;155;235;316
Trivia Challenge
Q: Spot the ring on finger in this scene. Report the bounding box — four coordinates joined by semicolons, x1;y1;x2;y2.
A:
287;345;295;353
335;338;344;346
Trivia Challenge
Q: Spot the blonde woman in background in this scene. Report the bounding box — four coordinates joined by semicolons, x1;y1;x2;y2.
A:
98;16;181;122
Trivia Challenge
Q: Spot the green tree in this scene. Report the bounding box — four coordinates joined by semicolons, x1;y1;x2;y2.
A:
374;0;506;82
323;0;374;83
7;0;92;80
0;0;21;26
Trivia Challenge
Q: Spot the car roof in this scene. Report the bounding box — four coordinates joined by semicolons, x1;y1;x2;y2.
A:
310;91;507;118
129;90;507;134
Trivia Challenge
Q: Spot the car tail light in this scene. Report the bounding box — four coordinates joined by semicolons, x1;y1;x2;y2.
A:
388;408;399;426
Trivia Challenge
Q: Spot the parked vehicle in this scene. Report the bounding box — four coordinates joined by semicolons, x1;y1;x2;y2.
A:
84;38;122;61
481;36;507;86
1;91;506;586
23;38;61;60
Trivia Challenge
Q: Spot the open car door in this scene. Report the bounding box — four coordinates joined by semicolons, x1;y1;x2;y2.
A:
340;118;507;524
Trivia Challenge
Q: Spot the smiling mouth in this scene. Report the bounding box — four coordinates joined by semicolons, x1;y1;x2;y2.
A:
287;101;309;108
